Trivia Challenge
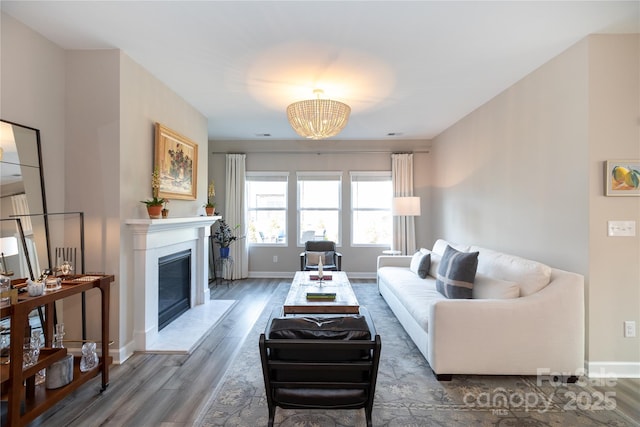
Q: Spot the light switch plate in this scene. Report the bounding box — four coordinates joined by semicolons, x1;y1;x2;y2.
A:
608;221;636;237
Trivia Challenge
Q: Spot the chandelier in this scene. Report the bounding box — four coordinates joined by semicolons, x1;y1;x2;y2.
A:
286;89;351;140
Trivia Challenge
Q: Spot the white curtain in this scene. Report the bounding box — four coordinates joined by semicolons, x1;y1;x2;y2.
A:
392;153;416;255
11;194;32;233
225;154;248;279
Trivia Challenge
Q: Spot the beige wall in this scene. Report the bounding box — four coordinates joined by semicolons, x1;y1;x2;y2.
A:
431;34;639;375
1;14;208;362
587;35;640;370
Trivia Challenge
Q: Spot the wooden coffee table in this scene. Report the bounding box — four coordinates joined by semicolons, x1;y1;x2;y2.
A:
283;271;360;315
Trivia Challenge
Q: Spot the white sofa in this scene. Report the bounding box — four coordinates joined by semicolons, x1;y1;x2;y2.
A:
377;239;585;380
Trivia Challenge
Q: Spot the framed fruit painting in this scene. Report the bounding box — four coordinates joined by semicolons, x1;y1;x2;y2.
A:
605;160;640;196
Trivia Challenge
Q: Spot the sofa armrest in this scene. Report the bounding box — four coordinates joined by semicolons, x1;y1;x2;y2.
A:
377;255;412;269
428;268;585;375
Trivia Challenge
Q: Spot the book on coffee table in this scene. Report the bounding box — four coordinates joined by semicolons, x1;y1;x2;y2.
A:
306;292;337;300
309;273;332;280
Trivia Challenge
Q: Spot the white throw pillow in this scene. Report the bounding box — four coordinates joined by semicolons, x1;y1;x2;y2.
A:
472;273;520;299
472;246;551;297
409;251;431;279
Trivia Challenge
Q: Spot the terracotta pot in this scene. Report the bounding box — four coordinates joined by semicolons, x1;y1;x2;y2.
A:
205;207;214;216
147;205;162;219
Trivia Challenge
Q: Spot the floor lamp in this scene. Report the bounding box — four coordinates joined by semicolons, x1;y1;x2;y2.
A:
392;196;421;255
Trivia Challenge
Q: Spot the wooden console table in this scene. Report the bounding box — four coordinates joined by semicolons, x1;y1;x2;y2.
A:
0;274;114;426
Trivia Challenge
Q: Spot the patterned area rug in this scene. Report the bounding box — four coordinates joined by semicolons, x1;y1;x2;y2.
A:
197;282;637;427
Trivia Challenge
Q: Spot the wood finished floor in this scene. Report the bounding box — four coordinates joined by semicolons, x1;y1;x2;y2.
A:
31;278;286;427
30;278;640;426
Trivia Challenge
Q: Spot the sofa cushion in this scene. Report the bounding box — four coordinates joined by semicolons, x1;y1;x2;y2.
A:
436;245;479;299
378;267;443;333
432;239;471;256
472;273;520;299
471;246;551;297
409;251;431;279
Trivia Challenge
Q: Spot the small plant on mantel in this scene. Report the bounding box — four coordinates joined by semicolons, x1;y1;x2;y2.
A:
203;180;215;215
141;168;166;218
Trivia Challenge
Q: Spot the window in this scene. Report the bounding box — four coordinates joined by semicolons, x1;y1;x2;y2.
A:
297;172;342;246
246;172;288;245
351;172;392;245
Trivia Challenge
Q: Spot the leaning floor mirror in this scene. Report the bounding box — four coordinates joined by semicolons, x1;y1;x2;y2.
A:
0;120;50;279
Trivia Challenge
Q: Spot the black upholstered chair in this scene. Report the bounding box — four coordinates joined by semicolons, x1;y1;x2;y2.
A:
259;307;381;427
299;240;342;271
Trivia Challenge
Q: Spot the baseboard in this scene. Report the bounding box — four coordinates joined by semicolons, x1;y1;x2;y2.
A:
111;340;136;365
247;271;295;279
586;361;640;378
247;271;376;279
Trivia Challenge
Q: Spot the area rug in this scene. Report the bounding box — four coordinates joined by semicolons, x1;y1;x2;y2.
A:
196;283;637;426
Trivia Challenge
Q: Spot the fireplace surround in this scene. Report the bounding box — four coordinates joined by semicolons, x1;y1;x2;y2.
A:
126;216;219;351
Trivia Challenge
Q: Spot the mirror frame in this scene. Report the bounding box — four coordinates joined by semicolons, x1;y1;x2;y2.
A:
0;119;51;274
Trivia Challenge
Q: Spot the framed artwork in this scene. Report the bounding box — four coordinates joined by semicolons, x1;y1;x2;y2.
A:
605;160;640;196
155;123;198;200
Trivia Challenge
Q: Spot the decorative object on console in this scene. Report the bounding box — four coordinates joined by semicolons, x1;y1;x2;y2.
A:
162;199;170;218
140;168;166;218
435;245;479;299
155;122;198;200
80;341;99;372
286;89;351;140
605;159;640;196
26;278;44;296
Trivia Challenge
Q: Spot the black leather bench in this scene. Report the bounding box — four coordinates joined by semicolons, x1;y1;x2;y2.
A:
259;307;381;427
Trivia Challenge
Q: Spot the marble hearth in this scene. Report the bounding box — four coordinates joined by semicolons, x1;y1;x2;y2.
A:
126;216;219;351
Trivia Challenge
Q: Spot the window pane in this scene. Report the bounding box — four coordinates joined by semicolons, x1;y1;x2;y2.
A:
299;180;340;208
247;175;287;245
247;210;286;244
352;210;392;244
352;180;392;209
300;210;339;244
351;172;392;245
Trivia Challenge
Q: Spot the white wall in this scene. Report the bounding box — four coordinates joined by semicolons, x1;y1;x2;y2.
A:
431;35;639;375
1;13;66;213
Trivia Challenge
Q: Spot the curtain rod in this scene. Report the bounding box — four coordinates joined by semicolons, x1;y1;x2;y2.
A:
211;150;430;155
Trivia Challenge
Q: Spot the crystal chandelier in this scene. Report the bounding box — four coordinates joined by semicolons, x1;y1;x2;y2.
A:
286;89;351;140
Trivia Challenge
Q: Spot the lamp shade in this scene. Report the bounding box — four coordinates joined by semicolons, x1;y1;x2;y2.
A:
392;196;421;216
0;236;19;257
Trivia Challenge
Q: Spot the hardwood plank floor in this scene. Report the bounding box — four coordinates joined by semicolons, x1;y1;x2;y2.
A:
30;278;283;427
29;277;639;426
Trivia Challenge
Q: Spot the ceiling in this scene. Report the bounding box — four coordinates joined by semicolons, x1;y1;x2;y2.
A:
2;1;638;142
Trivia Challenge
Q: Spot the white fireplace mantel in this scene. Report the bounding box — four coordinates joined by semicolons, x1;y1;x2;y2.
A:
126;216;220;350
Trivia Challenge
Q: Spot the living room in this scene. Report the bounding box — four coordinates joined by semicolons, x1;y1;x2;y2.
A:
1;1;638;425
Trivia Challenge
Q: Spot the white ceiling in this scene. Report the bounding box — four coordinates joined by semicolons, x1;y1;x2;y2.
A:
2;1;638;141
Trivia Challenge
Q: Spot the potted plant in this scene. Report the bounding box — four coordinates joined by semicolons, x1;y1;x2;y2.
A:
140;168;166;219
204;180;215;216
212;219;241;258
